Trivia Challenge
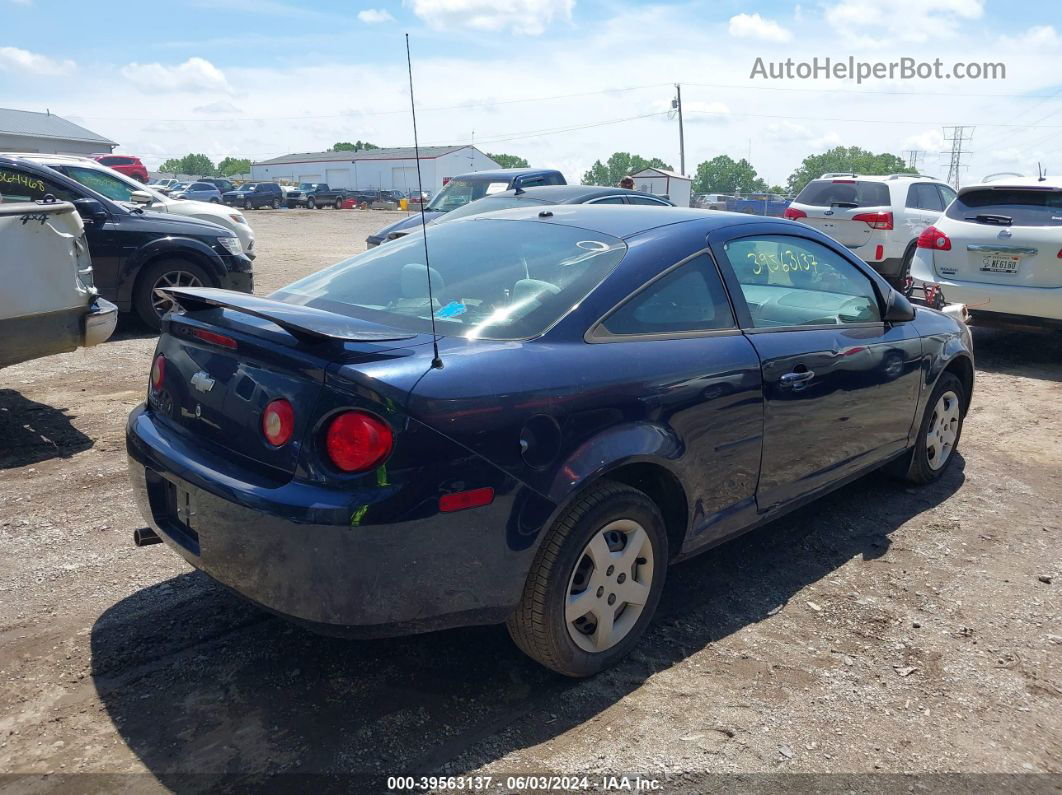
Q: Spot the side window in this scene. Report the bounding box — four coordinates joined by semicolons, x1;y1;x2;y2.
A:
600;254;734;336
63;166;136;200
0;168;76;203
723;235;881;327
518;177;545;188
906;183;943;211
588;196;626;205
627;195;669;206
937;185;957;208
545;173;564;185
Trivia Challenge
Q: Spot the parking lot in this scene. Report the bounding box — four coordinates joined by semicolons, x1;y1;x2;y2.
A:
1;208;1060;789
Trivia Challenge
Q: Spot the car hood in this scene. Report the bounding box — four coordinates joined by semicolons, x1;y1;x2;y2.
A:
128;208;230;235
369;210;446;240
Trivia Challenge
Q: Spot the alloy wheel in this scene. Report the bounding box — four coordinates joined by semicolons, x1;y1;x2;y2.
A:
926;390;960;470
565;519;654;654
151;270;204;318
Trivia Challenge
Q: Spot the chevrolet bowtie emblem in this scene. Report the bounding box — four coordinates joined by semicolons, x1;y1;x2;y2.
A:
191;371;215;393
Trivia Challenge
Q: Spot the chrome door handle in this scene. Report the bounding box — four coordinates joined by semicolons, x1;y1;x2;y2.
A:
780;370;815;389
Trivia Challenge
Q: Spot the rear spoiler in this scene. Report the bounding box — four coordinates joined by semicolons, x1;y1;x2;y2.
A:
159;287;417;343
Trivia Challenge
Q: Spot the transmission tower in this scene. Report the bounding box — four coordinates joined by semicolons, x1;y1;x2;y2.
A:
903;149;926;172
942;127;974;188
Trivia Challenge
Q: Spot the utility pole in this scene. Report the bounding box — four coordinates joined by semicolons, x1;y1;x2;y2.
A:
942;126;974;188
904;149;926;172
672;83;685;175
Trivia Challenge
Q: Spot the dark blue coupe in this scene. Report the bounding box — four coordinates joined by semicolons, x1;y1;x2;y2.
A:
126;206;974;677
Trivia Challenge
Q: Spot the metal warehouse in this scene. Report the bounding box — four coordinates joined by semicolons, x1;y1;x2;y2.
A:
250;145;500;194
0;107;117;156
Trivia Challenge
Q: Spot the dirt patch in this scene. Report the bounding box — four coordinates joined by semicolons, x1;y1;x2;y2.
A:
1;209;1059;788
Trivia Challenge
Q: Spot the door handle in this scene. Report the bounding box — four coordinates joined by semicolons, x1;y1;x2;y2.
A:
780;370;815;389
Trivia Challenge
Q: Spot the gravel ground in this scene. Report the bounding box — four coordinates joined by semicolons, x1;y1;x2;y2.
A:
0;208;1059;793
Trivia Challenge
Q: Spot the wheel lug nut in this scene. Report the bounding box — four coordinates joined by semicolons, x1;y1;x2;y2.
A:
607;593;616;605
606;565;615;576
596;586;604;598
617;573;626;584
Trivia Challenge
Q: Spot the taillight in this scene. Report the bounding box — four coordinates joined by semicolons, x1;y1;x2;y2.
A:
324;411;393;472
917;225;952;251
853;211;894;230
1057;248;1062;258
150;355;165;391
783;207;807;221
262;399;295;447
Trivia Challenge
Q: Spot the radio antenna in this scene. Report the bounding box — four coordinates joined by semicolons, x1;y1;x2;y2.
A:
406;33;443;369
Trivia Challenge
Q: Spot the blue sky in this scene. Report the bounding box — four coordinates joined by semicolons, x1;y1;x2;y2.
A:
2;0;1060;185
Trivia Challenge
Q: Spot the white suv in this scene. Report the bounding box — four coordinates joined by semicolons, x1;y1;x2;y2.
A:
6;154;256;259
910;176;1062;329
785;173;957;287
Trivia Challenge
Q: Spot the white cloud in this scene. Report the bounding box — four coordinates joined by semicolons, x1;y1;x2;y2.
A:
407;0;574;35
358;8;395;23
727;13;792;43
193;100;244;115
1000;25;1059;50
0;46;75;76
120;57;232;93
825;0;983;44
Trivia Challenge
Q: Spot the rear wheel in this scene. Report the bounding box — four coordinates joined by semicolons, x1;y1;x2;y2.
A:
307;197;316;209
334;198;343;209
507;481;668;677
133;260;211;330
271;197;280;209
891;372;966;484
209;197;220;203
243;199;251;210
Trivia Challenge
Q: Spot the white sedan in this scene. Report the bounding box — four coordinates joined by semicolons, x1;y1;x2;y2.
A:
10;154;257;259
911;176;1062;329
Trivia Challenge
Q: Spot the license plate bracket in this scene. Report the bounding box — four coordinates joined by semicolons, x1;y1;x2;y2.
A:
980;253;1021;273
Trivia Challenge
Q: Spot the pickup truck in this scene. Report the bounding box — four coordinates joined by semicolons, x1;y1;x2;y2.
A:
300;183;356;210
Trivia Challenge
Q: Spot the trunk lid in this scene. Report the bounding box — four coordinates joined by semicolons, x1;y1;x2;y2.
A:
792;179;893;248
150;290;430;476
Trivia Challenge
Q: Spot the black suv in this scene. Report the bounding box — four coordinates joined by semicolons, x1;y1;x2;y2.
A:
199;177;235;194
223;182;283;210
0;156;253;330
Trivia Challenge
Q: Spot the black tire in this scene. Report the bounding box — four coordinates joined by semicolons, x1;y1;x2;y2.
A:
506;480;668;677
243;199;251;210
890;371;966;484
334;198;343;209
133;259;213;331
271;198;280;209
209;198;220;203
307;197;316;209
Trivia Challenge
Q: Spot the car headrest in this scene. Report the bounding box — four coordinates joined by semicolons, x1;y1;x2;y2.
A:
512;278;560;305
401;263;444;298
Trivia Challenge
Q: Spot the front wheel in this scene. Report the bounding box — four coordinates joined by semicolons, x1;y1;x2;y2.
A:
334;198;343;209
507;481;668;677
209;198;220;203
243;199;251;210
133;260;212;330
306;197;316;209
891;372;966;484
272;198;280;209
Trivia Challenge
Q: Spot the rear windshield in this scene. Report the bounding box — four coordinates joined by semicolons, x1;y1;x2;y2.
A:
440;195;547;222
427;178;512;212
795;180;890;208
272;219;627;340
946;188;1062;227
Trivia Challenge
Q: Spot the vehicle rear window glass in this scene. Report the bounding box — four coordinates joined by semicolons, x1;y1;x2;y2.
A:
63;166;138;201
441;195;547;221
946;188;1062;226
794;180;890;208
602;255;733;335
427;178;511;211
273;219;627;340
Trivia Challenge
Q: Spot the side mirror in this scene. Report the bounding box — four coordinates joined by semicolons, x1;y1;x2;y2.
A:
73;197;108;224
883;288;916;323
129;190;153;205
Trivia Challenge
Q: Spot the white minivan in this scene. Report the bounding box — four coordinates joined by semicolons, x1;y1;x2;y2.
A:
0;198;116;369
910;177;1062;329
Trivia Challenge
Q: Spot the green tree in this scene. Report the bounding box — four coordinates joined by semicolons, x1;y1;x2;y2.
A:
582;152;674;186
786;146;912;194
217;157;251;177
157;153;216;176
486;152;530;169
692;155;767;195
331;140;380;151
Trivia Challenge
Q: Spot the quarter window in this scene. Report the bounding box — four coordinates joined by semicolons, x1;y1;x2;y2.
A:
724;235;881;327
601;254;734;336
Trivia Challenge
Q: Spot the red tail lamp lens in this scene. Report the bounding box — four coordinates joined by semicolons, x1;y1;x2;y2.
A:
439;487;495;513
150;355;166;390
262;399;295;447
853;211;894;230
325;411;393;472
783;207;807;221
917;225;952;251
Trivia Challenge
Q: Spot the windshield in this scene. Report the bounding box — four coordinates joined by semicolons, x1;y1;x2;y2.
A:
795;180;890;208
439;195;546;223
62;165;164;205
426;178;512;212
946;187;1062;227
272;219;627;340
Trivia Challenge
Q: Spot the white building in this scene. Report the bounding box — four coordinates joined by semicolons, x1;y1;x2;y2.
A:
632;167;693;208
0;108;116;156
250;146;500;194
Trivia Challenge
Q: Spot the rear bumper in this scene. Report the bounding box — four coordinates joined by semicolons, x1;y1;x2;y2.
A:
84;298;118;347
911;253;1062;322
125;404;541;635
219;270;254;295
